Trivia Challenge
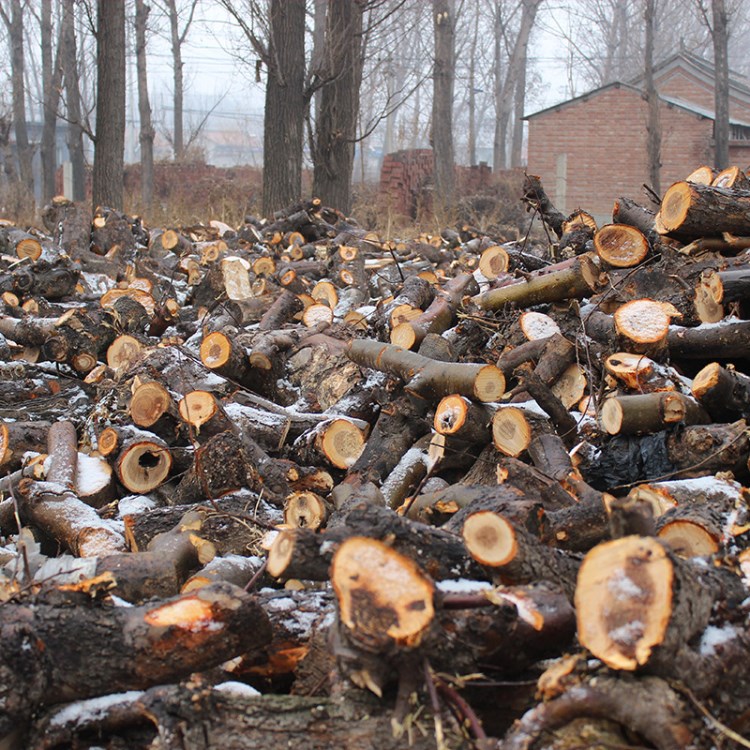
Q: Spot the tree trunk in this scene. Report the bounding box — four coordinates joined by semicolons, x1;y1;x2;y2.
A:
0;0;34;202
61;0;86;202
135;0;154;208
92;0;126;210
312;0;364;215
263;0;306;216
712;0;729;170
165;0;185;160
493;0;541;170
40;0;64;204
644;0;661;195
467;10;479;166
431;0;455;213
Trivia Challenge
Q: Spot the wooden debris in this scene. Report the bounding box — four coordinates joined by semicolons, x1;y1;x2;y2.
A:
2;174;750;748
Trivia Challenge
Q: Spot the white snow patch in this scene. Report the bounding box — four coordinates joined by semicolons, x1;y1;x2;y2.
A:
117;495;156;518
108;595;134;607
607;570;644;600
213;681;260;698
436;579;492;594
699;624;737;656
49;691;144;728
76;453;112;496
609;620;644;645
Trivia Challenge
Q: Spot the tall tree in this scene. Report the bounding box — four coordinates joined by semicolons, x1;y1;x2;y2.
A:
312;0;365;214
644;0;661;195
39;0;65;203
219;0;306;216
711;0;730;169
432;0;455;213
61;0;86;202
0;0;34;201
135;0;155;208
158;0;199;161
493;0;542;170
92;0;126;210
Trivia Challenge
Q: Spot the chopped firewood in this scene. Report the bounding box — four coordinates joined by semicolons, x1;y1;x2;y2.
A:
332;536;434;652
599;392;710;435
593;223;650;268
6;177;750;748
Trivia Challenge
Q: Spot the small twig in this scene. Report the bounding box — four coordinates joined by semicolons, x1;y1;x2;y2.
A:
423;659;446;750
244;558;268;592
434;677;487;742
671;681;750;749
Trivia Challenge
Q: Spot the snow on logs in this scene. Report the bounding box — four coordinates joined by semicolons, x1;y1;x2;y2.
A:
6;177;750;747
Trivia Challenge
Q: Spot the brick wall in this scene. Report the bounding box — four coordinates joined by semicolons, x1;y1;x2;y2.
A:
656;68;750;122
526;84;712;223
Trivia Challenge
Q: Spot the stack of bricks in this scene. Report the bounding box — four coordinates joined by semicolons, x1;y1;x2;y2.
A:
378;149;435;219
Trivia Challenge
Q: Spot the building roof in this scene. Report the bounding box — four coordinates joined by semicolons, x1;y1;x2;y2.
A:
526;51;750;126
631;49;750;100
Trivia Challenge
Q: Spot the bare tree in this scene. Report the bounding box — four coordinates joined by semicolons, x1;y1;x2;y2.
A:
493;0;542;170
711;0;730;169
645;0;662;194
432;0;455;212
220;0;306;216
135;0;155;208
38;0;64;203
312;0;365;214
0;0;34;202
156;0;199;161
92;0;126;210
60;0;86;201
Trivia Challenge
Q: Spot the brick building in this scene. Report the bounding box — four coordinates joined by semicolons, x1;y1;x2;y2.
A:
525;51;750;224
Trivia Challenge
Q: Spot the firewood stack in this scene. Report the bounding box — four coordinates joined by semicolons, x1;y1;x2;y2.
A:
2;173;750;748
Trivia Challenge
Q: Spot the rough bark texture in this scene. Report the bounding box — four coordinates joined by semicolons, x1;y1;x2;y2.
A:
312;0;364;214
92;0;126;210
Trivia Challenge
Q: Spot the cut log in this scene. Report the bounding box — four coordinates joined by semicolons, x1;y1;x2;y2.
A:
613;298;680;358
658;181;750;239
462;510;580;598
575;535;727;670
0;583;271;738
283;491;330;530
129;380;178;432
267;502;484;582
599;392;709;435
114;428;173;494
593;223;650;268
691;361;750;421
0;420;52;472
433;394;491;444
19;421;126;557
472;254;599;311
478;244;510;279
390;272;477;350
518;311;560;341
604;352;677;393
347;339;505;403
332;536;435;651
492;406;550;457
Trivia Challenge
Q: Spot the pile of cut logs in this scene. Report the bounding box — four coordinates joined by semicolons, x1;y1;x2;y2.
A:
2;168;750;749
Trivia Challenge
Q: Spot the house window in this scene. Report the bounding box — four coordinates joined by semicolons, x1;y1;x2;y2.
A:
556;154;567;213
729;123;750;141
